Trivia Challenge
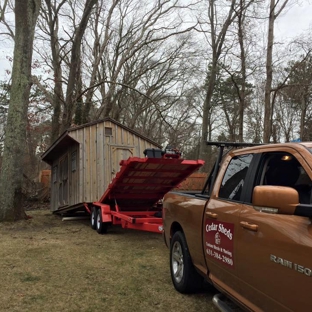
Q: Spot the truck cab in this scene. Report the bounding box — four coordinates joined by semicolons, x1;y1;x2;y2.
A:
163;142;312;311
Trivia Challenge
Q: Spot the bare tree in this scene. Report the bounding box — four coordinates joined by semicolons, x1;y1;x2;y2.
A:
83;0;197;121
236;0;249;141
34;0;198;143
38;0;66;142
0;0;14;39
35;0;97;142
61;0;97;132
263;0;289;142
0;0;41;221
197;0;240;167
274;94;298;142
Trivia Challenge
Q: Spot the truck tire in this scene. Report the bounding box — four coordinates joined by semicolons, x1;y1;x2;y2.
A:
96;209;108;234
91;207;97;230
170;231;203;293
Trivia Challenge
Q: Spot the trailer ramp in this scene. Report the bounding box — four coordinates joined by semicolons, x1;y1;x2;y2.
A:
90;156;204;233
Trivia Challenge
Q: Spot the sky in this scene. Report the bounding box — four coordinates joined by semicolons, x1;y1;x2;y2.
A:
275;1;312;39
0;1;311;82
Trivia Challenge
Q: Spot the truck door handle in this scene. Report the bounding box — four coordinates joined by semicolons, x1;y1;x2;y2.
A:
240;221;258;231
206;212;218;219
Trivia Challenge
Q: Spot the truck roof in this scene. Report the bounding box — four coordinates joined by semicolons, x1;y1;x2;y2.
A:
229;142;312;154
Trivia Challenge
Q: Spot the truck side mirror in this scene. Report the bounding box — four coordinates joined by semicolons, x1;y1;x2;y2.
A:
252;185;299;215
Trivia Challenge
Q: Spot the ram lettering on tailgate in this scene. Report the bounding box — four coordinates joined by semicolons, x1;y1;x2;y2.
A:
205;220;234;268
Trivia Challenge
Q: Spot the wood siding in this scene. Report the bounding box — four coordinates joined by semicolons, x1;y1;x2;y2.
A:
50;143;79;211
49;120;160;212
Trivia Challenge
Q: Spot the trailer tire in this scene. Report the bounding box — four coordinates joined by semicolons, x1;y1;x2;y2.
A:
170;231;203;293
91;207;97;230
96;209;108;234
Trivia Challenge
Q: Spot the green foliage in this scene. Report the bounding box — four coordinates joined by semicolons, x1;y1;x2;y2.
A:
74;98;83;125
283;56;312;107
279;55;312;141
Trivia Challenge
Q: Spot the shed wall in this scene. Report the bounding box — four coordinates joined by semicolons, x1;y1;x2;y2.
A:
50;142;79;211
68;120;160;207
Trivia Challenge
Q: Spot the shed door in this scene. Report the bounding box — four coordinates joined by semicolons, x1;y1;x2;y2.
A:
110;146;134;180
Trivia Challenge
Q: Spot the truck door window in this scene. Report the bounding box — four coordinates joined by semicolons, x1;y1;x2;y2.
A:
258;153;312;204
218;154;253;201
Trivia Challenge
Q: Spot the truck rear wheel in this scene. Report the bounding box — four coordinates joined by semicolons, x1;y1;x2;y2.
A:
96;209;108;234
170;231;203;293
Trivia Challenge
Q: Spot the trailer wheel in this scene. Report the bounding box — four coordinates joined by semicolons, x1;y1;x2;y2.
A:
170;231;203;293
90;207;97;230
96;209;108;234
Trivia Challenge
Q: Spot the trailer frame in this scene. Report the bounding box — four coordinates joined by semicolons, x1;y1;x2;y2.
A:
84;151;204;234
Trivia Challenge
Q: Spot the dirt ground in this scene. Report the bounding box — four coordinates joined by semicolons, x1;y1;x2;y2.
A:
0;207;219;312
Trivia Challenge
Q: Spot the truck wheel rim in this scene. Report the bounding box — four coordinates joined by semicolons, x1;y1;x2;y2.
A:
172;241;184;283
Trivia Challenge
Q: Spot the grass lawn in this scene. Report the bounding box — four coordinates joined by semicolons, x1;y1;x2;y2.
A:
0;209;218;312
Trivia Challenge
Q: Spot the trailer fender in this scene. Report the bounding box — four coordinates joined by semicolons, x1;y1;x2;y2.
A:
100;204;112;223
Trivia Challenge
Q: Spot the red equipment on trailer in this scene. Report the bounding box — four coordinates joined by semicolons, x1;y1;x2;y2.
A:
84;150;204;234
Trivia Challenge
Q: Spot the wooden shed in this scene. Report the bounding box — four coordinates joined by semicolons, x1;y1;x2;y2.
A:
41;118;162;213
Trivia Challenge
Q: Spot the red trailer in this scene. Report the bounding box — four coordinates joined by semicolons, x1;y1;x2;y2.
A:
84;150;204;234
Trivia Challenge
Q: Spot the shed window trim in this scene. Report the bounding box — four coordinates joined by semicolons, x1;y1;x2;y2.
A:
105;127;113;136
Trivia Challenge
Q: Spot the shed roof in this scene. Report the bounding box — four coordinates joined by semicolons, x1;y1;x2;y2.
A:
41;118;162;165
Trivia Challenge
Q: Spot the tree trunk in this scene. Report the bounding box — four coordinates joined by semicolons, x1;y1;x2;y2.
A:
0;0;41;221
61;0;97;133
237;0;246;142
200;68;216;168
82;0;119;123
263;0;275;143
300;96;307;140
200;0;237;167
263;0;288;143
43;0;66;142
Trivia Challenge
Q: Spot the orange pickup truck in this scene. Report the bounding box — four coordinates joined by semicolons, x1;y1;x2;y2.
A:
163;142;312;312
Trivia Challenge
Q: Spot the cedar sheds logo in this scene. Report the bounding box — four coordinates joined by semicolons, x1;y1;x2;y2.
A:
205;220;234;268
206;222;233;240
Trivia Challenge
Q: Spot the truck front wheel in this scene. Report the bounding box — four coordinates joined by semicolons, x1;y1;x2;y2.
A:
170;231;203;293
